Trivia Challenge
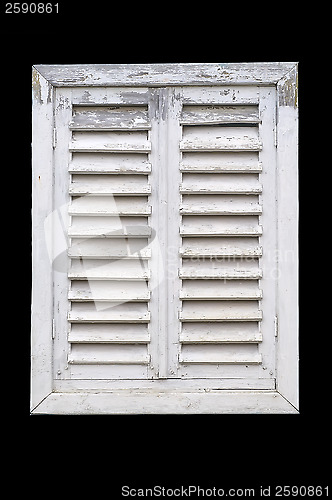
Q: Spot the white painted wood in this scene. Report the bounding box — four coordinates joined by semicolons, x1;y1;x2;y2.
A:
68;215;151;238
68;302;150;323
71;87;150;105
69;258;150;280
69;364;148;380
32;63;299;414
180;300;262;322
69;323;150;343
69;196;152;216
180;280;262;300
256;86;278;383
54;377;275;391
147;88;182;379
69;131;151;152
180;126;262;152
180;237;262;257
70;106;150;130
35;63;297;87
68;237;151;259
276;65;299;409
180;215;262;237
69;153;151;174
181;151;261;172
180;194;262;215
68;280;150;302
52;88;73;382
182;86;260;104
68;344;149;364
31;67;54;408
179;269;262;280
180;344;261;364
180;322;262;343
180;173;262;194
31;390;298;414
69;174;151;196
180;105;260;125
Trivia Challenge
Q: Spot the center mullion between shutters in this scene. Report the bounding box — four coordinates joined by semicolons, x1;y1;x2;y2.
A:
148;88;182;379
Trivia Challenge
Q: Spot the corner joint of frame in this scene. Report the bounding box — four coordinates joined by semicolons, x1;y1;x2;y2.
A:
277;63;298;109
30;391;54;415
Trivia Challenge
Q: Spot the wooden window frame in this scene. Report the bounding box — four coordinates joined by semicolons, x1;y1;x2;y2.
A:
31;63;299;414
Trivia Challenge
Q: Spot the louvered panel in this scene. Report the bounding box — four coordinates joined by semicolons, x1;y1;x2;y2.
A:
69;196;151;216
70;131;151;152
69;153;151;174
67;96;152;378
68;238;151;259
70;106;150;130
69;174;151;195
178;99;263;372
181;152;262;172
180;126;262;152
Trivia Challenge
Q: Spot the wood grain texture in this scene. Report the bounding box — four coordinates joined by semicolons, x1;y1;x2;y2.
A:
34;63;297;87
31;390;298;414
31;67;54;409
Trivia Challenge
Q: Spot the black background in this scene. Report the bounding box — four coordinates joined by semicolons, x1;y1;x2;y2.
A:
2;0;328;493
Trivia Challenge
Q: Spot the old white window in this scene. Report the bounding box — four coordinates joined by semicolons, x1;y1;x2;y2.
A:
31;63;298;414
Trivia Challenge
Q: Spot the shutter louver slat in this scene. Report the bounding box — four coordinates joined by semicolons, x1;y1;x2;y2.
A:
179;103;262;369
69;106;150;131
67;100;152;378
70;131;151;153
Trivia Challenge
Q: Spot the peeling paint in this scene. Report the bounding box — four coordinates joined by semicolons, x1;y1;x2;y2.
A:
32;68;42;103
278;65;298;108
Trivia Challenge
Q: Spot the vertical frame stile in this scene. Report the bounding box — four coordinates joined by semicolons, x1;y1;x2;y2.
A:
167;88;183;377
148;88;167;379
53;88;72;380
258;86;278;382
276;65;299;408
31;68;55;409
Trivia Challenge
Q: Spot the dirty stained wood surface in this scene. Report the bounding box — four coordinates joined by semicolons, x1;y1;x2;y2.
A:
34;63;297;87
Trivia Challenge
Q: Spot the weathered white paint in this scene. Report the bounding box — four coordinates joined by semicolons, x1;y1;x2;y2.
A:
31;63;298;414
276;66;299;409
34;63;297;87
32;390;298;414
31;68;54;409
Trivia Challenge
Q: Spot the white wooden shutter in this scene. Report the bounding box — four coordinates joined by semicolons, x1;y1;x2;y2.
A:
56;94;153;379
178;91;266;375
31;64;298;413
